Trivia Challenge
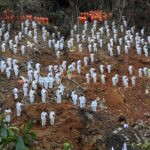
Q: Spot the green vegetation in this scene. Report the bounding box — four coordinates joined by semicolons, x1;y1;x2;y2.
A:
64;142;73;150
131;142;150;150
0;120;36;150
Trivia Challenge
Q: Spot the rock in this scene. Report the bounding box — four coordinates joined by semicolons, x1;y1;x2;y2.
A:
112;130;118;134
145;89;149;94
87;128;99;135
85;112;94;120
79;109;94;121
99;103;107;110
96;97;100;101
27;41;34;48
112;127;123;134
51;142;60;149
118;127;123;131
144;113;150;118
134;119;145;129
0;88;8;93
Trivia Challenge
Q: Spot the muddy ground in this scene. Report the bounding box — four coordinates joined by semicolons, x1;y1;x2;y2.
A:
0;23;150;150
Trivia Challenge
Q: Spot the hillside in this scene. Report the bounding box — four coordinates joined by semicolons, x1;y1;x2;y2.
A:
0;16;150;150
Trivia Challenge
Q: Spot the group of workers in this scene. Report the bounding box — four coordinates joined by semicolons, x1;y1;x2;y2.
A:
1;15;149;131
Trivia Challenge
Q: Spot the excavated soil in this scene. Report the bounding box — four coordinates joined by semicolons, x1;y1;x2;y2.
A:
0;22;150;150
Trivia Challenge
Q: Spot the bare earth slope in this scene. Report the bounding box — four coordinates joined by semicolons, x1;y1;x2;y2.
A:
0;22;150;150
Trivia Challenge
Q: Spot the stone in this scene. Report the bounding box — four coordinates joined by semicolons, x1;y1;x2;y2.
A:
145;89;149;94
117;127;123;131
112;130;118;134
0;88;8;93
